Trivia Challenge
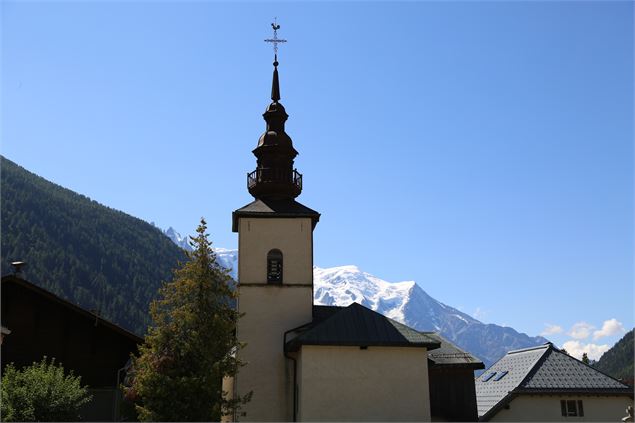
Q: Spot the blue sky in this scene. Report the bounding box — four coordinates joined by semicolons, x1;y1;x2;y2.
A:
2;1;633;359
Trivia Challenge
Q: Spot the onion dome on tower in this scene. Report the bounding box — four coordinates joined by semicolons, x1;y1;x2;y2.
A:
247;56;302;200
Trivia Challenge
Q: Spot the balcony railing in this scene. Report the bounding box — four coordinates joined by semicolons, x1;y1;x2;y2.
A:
247;168;302;195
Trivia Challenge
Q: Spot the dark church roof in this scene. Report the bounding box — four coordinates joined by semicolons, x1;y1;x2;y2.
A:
232;198;320;232
427;332;485;369
476;343;633;420
312;305;344;323
285;302;440;352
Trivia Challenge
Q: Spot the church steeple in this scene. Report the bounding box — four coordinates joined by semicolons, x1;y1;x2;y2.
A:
248;24;302;200
271;55;280;102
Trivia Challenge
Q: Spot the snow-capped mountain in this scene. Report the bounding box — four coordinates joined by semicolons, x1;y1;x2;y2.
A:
163;236;546;367
214;248;238;280
314;265;426;324
314;264;547;367
164;227;193;251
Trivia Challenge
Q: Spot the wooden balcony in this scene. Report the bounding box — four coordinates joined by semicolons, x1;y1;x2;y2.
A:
247;168;302;198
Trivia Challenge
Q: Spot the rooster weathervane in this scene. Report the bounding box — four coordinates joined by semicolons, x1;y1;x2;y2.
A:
264;18;287;58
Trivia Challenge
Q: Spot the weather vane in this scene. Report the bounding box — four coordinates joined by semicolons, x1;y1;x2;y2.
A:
264;18;287;60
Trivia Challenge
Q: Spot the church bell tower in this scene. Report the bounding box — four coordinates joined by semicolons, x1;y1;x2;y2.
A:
231;23;320;421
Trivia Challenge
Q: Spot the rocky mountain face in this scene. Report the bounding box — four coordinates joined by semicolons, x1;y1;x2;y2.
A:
163;227;193;252
214;248;238;280
204;247;547;367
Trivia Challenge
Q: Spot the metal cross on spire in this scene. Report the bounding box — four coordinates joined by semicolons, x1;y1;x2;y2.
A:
264;18;287;61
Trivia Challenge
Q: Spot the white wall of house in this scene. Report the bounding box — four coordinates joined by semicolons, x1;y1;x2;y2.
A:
297;345;431;422
489;394;634;422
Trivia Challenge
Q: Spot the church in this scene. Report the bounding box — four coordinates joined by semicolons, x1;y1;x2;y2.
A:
223;24;481;422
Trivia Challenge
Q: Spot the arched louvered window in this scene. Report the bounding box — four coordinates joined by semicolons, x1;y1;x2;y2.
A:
267;249;283;284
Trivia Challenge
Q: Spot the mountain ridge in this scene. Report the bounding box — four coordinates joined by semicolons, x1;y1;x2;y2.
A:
211;248;547;367
1;154;546;367
1;156;186;334
593;329;634;386
163;227;193;252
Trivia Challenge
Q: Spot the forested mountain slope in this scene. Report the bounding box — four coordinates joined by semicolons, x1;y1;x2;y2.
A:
594;329;634;386
1;156;186;334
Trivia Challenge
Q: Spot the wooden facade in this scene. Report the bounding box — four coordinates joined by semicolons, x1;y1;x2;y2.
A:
429;364;481;421
1;275;142;421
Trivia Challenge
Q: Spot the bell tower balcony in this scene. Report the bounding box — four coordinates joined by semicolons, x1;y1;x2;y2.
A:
247;168;302;199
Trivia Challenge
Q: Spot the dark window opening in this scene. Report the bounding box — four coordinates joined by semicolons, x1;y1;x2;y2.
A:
267;249;283;284
567;400;577;416
560;399;580;417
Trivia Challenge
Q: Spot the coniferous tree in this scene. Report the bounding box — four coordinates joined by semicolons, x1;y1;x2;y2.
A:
1;155;186;335
126;219;250;421
582;352;590;365
593;329;634;385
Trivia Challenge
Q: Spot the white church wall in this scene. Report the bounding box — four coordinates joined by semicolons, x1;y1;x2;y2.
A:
235;285;312;421
297;345;431;422
238;217;313;285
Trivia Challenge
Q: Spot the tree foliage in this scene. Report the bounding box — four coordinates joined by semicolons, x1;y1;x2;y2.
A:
581;352;590;365
593;329;634;386
0;156;186;334
1;357;92;422
127;219;250;421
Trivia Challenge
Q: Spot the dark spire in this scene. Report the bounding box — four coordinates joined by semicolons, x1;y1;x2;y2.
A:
247;22;302;201
271;54;280;102
265;19;286;104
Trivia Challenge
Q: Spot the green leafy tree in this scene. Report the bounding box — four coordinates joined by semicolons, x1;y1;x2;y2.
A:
1;357;92;421
581;352;590;365
127;218;250;421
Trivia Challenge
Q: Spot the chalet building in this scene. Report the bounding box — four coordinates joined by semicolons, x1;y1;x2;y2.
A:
224;24;483;422
475;343;634;421
1;274;142;421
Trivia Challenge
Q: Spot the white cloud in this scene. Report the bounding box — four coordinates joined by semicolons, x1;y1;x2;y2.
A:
593;318;625;340
568;322;594;340
561;340;610;361
541;324;564;336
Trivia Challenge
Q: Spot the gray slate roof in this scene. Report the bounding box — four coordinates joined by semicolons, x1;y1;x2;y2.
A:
476;344;547;418
522;345;629;391
476;343;633;420
232;198;320;231
426;332;485;369
285;303;440;351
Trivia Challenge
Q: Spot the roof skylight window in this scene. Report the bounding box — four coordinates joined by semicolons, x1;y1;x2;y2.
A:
493;371;508;381
482;372;497;382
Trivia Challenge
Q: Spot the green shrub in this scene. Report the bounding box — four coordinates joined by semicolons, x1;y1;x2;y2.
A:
1;357;92;422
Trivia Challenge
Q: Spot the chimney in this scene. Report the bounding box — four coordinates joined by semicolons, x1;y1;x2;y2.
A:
11;261;26;276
